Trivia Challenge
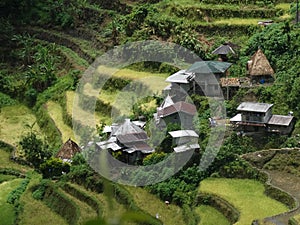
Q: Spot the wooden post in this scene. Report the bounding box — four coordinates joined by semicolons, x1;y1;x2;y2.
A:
227;85;229;100
297;0;299;23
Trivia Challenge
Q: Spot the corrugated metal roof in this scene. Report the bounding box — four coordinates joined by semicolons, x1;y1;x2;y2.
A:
187;61;232;74
113;119;146;136
165;70;192;83
160;95;174;108
117;133;148;144
123;141;154;154
97;142;122;151
173;143;200;153
169;130;199;138
230;113;242;122
157;101;197;117
212;44;235;55
237;102;273;113
267;115;294;126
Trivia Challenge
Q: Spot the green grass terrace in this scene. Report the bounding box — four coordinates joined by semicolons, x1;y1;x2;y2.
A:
198;178;289;225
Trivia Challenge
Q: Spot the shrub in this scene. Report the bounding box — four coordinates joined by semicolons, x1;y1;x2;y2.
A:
0;92;17;108
7;178;30;205
39;157;70;179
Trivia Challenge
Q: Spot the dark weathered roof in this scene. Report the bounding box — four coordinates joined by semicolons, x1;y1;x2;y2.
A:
212;43;235;55
237;102;273;113
117;133;148;144
187;61;232;74
56;138;82;160
123;141;154;154
267;115;294;126
248;49;274;76
157;101;197;117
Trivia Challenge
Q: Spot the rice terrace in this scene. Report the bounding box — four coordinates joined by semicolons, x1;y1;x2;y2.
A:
0;0;300;225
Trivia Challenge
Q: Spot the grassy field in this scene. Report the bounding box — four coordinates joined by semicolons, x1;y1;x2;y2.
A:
196;205;230;225
125;186;185;225
0;179;23;225
0;174;17;183
0;148;31;172
0;105;40;147
213;18;261;25
69;66;169;126
199;178;288;225
46;101;75;143
66;91;112;126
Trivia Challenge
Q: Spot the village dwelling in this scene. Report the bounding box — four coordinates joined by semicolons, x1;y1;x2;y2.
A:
169;130;200;153
56;138;82;163
267;114;295;134
153;95;197;129
220;77;241;100
96;119;154;164
230;102;295;134
247;49;275;84
165;61;232;97
212;42;237;62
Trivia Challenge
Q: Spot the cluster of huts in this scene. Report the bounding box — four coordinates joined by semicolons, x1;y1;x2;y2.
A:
55;44;294;164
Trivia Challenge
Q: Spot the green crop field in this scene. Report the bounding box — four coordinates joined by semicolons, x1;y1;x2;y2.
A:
0;179;23;225
125;186;185;225
199;178;288;225
196;205;230;225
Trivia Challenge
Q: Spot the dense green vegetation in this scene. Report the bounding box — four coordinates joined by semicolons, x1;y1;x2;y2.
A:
0;0;299;224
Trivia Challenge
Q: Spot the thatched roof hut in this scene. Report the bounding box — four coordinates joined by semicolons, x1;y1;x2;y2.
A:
56;138;82;161
247;49;274;77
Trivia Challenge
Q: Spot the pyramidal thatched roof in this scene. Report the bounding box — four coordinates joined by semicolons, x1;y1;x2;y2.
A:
248;49;274;76
56;138;82;160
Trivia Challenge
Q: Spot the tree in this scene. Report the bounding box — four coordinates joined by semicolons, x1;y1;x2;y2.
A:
19;131;51;168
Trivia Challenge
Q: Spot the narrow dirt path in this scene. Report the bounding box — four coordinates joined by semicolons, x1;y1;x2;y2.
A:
263;170;300;225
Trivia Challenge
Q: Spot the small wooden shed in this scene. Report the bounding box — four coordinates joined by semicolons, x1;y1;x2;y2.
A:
56;138;82;162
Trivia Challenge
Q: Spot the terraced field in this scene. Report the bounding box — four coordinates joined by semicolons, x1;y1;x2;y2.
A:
0;1;296;224
125;186;185;225
0;179;24;225
0;105;41;147
196;205;230;225
199;178;289;225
